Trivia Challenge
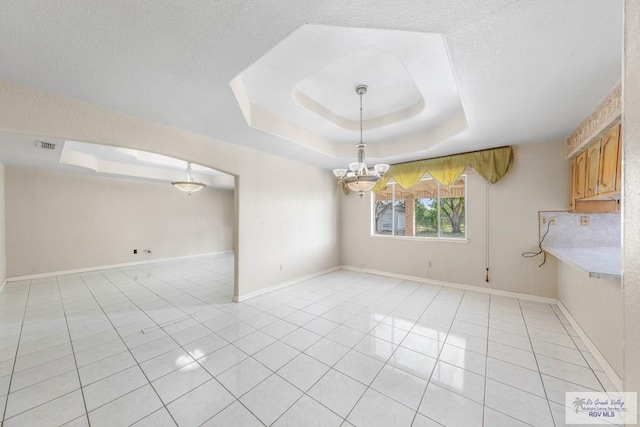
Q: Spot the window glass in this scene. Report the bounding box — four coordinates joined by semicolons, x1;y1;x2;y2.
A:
439;177;466;238
372;176;466;239
373;187;393;235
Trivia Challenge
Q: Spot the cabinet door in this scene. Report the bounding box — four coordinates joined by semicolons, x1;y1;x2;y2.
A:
616;124;622;191
569;157;576;211
585;140;601;197
575;151;587;199
599;125;620;194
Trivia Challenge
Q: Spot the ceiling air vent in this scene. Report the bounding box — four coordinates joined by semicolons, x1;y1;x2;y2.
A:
36;141;56;150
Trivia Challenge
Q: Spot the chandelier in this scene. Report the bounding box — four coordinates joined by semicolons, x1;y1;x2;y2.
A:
172;162;206;195
333;85;389;198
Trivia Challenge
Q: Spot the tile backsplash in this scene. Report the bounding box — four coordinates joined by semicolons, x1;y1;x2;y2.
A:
539;211;621;247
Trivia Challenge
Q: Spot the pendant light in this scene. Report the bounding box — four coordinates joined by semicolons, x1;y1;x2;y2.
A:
332;85;389;198
172;162;206;195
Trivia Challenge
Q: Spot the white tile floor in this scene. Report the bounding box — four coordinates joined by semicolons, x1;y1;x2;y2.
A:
0;254;618;426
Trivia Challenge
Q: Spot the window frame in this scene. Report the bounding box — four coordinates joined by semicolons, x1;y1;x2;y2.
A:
370;175;469;242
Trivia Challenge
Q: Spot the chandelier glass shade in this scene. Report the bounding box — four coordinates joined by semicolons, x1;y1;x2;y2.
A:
333;85;389;198
172;162;206;195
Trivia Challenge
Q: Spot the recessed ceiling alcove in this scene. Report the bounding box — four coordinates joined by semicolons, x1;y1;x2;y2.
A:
293;49;424;131
230;24;468;160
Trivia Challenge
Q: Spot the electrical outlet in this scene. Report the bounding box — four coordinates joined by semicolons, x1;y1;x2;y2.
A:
541;217;556;225
279;264;283;271
580;216;590;226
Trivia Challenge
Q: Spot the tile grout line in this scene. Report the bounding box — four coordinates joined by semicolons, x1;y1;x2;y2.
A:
144;298;305;423
119;267;225;312
553;306;611;393
197;273;383;426
0;261;610;427
427;297;529;420
0;280;33;424
335;282;434;424
482;294;492;427
104;262;258;348
482;300;559;426
9;262;318;426
266;278;426;426
55;276;92;424
342;284;448;425
119;259;233;305
363;285;445;404
94;267;279;426
2;389;83;424
409;287;466;427
518;299;558;427
234;315;373;423
442;300;608;424
77;271;181;426
234;277;424;426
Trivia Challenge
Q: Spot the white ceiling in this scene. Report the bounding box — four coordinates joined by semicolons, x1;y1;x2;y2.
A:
231;25;468;160
0;0;623;169
0;134;234;189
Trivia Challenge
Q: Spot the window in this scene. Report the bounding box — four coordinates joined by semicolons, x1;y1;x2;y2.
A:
373;176;466;239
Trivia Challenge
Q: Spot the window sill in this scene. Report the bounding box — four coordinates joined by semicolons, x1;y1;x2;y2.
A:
370;235;470;244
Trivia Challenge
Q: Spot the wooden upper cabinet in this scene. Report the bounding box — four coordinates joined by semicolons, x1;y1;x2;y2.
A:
585;140;601;197
599;124;621;194
615;125;622;191
569;157;576;211
569;123;621;213
574;150;587;199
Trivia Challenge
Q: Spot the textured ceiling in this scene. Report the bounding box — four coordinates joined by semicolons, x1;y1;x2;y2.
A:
232;25;468;159
0;0;623;169
0;134;233;189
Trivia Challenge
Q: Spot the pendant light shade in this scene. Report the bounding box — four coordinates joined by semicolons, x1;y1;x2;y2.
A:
332;85;389;198
172;162;206;195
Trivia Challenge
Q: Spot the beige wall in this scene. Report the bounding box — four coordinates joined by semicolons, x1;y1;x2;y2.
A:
341;140;568;298
0;163;5;283
4;167;234;277
0;80;341;298
557;262;622;376
623;0;640;397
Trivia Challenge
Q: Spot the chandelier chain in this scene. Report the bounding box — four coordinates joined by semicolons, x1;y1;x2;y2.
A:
360;89;363;145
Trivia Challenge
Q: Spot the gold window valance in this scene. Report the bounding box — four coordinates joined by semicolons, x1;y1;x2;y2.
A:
372;146;514;192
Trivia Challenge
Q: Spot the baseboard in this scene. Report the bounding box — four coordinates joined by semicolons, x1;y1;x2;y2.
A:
233;266;342;303
556;301;622;392
6;251;234;282
341;265;558;304
0;278;6;295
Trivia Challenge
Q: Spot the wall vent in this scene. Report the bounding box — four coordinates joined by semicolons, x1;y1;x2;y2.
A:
36;141;56;150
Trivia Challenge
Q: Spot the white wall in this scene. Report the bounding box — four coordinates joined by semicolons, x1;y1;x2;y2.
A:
341;140;569;298
557;261;622;376
623;0;640;399
0;162;6;283
4;167;234;277
0;80;341;298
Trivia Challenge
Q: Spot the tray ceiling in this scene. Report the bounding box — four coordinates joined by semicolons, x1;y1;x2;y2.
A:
0;0;623;169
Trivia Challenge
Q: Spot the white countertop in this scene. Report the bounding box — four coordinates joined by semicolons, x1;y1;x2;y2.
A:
543;245;621;278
